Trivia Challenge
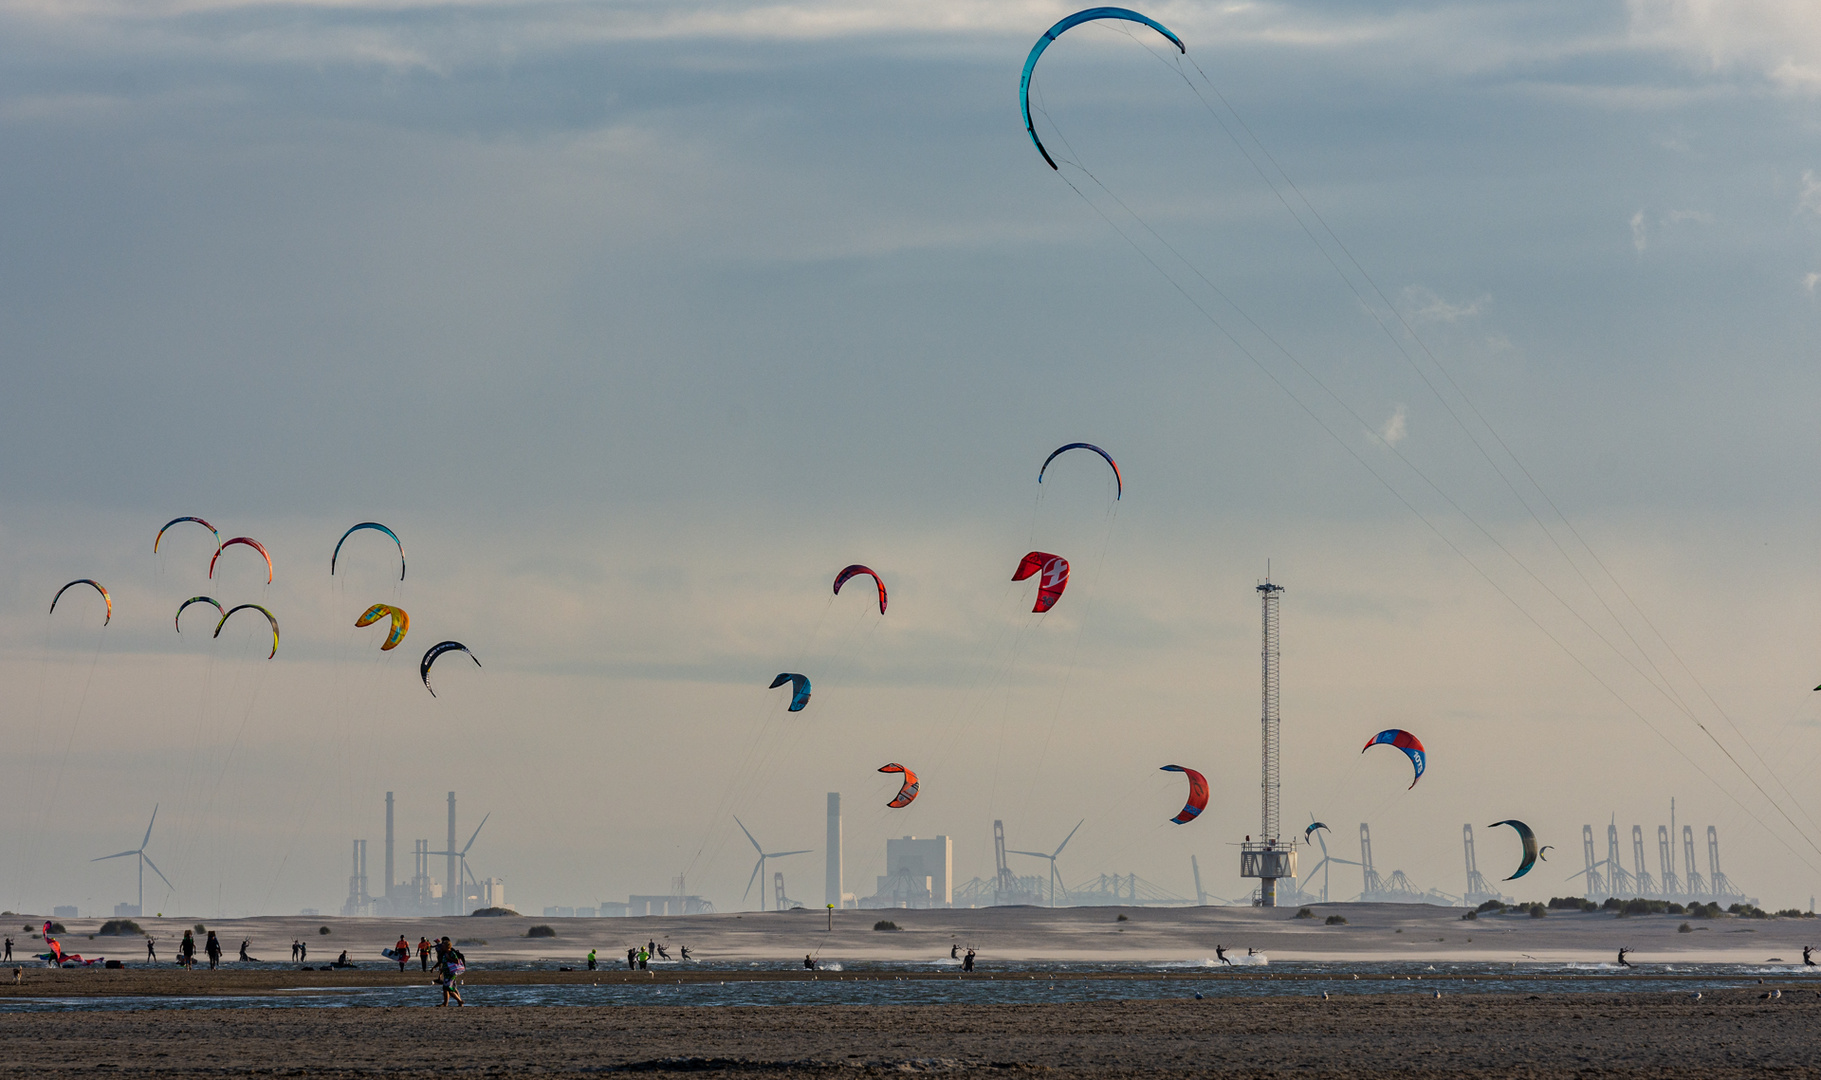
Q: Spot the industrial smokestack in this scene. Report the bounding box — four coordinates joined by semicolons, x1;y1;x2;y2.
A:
385;791;395;902
826;793;843;909
447;791;458;916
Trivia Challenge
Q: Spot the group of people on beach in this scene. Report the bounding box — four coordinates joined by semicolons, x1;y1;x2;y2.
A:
623;940;689;969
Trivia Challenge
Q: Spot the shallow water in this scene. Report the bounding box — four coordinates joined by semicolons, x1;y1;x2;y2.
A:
2;960;1814;1010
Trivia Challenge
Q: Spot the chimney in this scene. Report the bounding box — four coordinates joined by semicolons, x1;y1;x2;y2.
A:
384;791;395;901
826;792;843;909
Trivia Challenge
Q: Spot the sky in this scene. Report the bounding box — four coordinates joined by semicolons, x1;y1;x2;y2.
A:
4;0;1821;919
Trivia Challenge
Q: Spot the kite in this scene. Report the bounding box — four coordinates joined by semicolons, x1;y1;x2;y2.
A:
214;603;279;659
1362;729;1426;789
1038;443;1122;499
355;603;410;651
833;565;887;615
1488;819;1539;881
1020;8;1185;170
175;596;224;632
153;516;220;555
1305;821;1330;842
1013;551;1070;613
421;641;479;697
332;522;405;580
1539;845;1554;862
878;763;920;808
209;537;273;583
769;672;812;712
1159;764;1208;824
50;579;111;625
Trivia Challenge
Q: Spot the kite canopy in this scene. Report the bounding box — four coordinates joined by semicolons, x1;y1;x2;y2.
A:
769;672;812;712
1159;764;1208;824
421;641;479;696
1038;442;1122;498
154;516;220;555
175;596;224;632
332;522;405;580
355;603;410;651
209;537;273;583
1489;819;1539;880
1539;845;1554;861
878;763;920;808
1020;8;1185;170
1305;821;1330;841
833;565;887;615
1013;551;1071;613
50;579;111;625
214;603;279;659
1362;729;1426;789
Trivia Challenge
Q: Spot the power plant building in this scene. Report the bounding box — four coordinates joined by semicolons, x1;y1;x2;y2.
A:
862;835;952;908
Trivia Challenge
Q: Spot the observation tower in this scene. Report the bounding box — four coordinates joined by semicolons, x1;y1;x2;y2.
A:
1240;575;1295;905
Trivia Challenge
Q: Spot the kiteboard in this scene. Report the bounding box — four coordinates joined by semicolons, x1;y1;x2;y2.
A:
381;948;407;961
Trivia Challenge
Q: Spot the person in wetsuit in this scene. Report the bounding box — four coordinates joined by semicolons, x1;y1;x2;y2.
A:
1616;948;1632;968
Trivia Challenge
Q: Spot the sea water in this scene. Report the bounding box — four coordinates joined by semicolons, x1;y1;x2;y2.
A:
1;959;1812;1011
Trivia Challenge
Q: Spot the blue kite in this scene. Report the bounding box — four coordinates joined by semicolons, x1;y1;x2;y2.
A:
769;673;812;712
1020;8;1185;171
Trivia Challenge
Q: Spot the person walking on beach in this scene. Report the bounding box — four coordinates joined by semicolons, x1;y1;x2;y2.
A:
298;940;306;963
290;940;298;962
179;930;196;968
1616;948;1632;968
962;949;976;973
436;939;465;1006
205;932;222;970
638;947;650;970
146;938;156;963
419;938;432;972
3;936;11;962
1215;945;1231;965
394;935;411;972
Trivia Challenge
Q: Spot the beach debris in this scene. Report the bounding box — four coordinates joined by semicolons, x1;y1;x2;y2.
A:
1362;729;1426;788
769;672;812;712
832;565;887;614
1012;551;1070;612
1158;765;1209;824
332;522;405;580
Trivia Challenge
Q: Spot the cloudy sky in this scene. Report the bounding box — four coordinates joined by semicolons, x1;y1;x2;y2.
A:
4;0;1821;919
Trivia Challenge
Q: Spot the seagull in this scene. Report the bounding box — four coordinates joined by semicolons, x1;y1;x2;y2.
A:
1690;992;1702;1002
1434;990;1442;999
1321;991;1329;1000
1193;991;1203;1000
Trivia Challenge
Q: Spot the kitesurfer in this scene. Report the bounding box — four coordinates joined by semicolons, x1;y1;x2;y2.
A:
205;932;222;969
1215;945;1231;965
680;945;692;961
804;954;817;970
298;939;306;963
626;948;637;970
951;943;960;959
655;943;672;960
145;938;155;963
1617;948;1632;968
1803;945;1814;967
239;939;255;963
179;930;196;968
963;949;976;972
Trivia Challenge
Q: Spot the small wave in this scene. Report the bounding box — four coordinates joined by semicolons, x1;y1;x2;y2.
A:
818;963;844;972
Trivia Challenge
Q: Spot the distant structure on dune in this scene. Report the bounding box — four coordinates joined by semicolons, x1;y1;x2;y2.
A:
860;835;952;909
1240;575;1295;906
344;791;497;916
1567;800;1755;906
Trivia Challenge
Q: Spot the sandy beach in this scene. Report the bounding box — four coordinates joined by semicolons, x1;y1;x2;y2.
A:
1;991;1815;1077
18;903;1817;967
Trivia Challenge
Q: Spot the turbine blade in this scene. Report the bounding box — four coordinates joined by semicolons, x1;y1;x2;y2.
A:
142;853;174;892
1052;819;1084;858
1005;851;1052;859
463;812;490;855
743;858;763;902
766;849;811;858
142;804;159;850
734;816;764;855
92;850;138;862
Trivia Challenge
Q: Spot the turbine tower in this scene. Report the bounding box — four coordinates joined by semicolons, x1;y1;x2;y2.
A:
1007;819;1083;907
1240;574;1294;905
92;805;172;916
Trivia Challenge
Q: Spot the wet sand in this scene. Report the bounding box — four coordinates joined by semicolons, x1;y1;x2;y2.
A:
0;991;1815;1077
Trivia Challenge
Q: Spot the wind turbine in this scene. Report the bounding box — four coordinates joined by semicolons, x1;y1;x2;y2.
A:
734;817;810;911
93;806;172;916
1007;819;1083;908
1300;819;1362;903
430;812;489;914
